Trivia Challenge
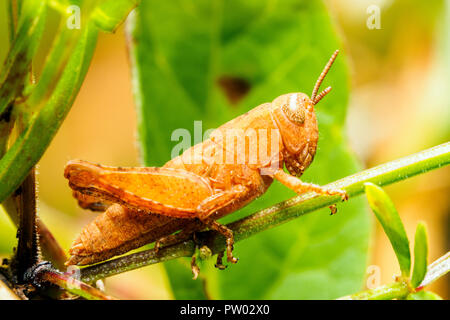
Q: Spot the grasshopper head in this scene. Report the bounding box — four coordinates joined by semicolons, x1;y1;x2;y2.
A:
271;92;318;177
271;50;339;177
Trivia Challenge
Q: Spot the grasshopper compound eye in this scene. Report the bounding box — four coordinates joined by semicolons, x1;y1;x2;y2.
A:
281;93;306;125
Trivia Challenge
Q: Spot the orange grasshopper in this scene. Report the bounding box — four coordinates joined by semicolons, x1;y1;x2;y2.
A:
64;50;347;268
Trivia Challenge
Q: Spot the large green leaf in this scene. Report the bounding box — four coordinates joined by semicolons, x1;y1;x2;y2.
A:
128;0;370;299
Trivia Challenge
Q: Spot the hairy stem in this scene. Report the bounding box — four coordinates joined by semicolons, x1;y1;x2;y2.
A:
79;142;450;283
338;281;410;300
418;251;449;288
2;200;68;271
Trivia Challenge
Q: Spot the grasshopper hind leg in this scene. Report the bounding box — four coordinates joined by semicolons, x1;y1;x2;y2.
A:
195;185;250;266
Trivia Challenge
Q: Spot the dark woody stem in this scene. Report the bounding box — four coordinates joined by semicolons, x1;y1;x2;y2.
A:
15;169;39;282
79;142;450;283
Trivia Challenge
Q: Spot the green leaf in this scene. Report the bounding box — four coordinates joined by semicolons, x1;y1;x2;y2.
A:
364;183;411;277
339;281;410;300
411;222;428;288
406;290;442;300
129;0;370;299
92;0;140;33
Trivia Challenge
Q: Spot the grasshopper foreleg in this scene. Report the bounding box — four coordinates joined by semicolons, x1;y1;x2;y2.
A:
273;169;348;214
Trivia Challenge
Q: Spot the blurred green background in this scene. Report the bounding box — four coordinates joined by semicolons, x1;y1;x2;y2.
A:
0;0;448;299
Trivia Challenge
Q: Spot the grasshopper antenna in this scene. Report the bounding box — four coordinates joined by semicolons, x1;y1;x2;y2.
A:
311;50;339;105
313;86;332;105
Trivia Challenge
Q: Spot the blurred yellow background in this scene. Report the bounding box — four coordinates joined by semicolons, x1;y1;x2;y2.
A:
0;0;448;299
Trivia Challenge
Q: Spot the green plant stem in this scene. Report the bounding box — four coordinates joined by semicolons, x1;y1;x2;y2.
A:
338;281;410;300
79;142;450;283
23;21;82;108
0;0;47;116
40;269;116;300
418;251;449;288
339;251;449;299
6;0;17;44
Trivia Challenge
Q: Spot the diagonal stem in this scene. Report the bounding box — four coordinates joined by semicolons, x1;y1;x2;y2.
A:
6;0;17;44
36;219;68;270
26;262;116;300
418;251;449;288
41;270;116;300
79;142;450;283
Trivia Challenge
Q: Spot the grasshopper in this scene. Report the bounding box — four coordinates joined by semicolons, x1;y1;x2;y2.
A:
64;50;347;269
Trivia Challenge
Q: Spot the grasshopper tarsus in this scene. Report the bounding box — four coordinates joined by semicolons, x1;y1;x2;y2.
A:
226;238;238;264
329;204;338;215
153;240;161;253
215;251;228;270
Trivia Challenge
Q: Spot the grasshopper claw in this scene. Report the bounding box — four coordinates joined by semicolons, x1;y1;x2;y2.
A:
215;251;228;270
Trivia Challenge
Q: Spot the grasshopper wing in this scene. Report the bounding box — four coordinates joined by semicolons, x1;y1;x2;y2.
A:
65;160;214;218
